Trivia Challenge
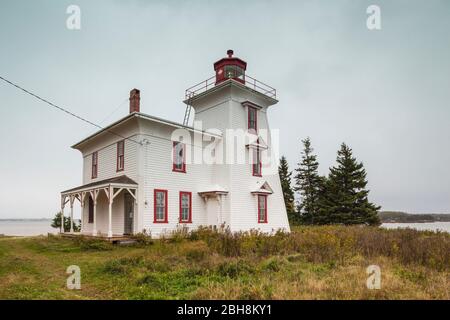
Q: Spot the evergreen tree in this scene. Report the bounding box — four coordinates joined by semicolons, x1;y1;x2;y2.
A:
51;212;81;232
294;137;322;224
318;143;381;226
278;156;295;221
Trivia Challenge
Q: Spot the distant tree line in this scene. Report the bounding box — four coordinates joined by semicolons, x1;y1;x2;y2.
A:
279;138;381;226
378;211;450;223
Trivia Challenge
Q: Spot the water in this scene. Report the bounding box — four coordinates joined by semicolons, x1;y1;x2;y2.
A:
381;222;450;233
0;220;58;236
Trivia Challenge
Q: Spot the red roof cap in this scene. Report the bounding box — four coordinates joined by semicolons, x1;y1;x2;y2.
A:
213;49;247;71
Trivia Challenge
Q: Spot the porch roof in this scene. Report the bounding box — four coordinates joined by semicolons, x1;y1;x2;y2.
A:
61;175;137;195
198;184;228;195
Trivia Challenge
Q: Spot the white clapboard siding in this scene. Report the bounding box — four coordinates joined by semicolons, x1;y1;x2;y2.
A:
74;80;290;237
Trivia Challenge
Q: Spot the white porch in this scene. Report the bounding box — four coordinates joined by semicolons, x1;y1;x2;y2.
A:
60;175;138;238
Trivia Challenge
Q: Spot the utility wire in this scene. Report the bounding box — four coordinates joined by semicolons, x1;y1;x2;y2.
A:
100;97;129;125
0;75;142;146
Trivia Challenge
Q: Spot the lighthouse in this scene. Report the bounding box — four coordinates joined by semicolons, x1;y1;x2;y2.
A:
184;50;290;233
214;49;247;85
62;49;290;240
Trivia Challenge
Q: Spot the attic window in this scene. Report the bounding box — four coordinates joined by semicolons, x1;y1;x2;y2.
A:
117;140;125;172
91;152;98;179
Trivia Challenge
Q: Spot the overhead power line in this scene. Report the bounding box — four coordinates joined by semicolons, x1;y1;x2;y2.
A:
0;75;142;146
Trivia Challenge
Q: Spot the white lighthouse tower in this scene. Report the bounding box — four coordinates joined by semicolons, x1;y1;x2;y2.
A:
184;50;291;233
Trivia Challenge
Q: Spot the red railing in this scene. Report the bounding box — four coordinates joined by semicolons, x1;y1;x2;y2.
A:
185;74;277;100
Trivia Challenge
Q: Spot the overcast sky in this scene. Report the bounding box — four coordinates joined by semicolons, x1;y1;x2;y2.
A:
0;0;449;218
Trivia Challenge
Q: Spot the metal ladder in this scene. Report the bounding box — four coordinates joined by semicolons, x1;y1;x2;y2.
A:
183;94;193;126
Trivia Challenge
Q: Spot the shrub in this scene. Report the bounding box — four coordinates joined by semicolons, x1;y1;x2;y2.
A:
103;260;128;275
73;237;113;251
169;226;191;243
184;242;210;262
103;256;144;275
216;260;253;278
131;230;153;245
260;257;286;272
137;273;161;286
188;225;450;270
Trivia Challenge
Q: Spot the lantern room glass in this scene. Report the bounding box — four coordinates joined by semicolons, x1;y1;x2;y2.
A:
224;65;245;81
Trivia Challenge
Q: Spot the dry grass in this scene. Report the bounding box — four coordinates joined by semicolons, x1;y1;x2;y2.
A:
0;225;448;300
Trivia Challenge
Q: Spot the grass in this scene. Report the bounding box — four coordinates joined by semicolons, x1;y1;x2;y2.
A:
0;226;448;300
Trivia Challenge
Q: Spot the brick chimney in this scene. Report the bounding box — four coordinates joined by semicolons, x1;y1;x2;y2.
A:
129;88;140;113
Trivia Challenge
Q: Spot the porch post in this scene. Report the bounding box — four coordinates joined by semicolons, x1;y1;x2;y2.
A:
60;195;65;234
219;194;223;225
216;194;224;225
70;195;74;233
92;190;98;236
80;193;84;233
134;193;138;235
108;186;113;238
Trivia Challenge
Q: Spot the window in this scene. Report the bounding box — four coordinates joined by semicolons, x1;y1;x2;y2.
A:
252;147;262;176
248;107;257;132
91;152;98;179
224;65;245;80
154;189;168;223
88;196;94;223
172;141;186;173
179;192;192;223
258;195;267;223
117;140;125;172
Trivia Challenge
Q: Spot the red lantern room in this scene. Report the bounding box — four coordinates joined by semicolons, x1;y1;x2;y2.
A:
214;50;247;85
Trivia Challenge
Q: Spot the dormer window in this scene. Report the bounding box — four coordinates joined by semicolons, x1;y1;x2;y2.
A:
91;152;98;179
173;141;186;173
117;140;125;172
248;106;257;133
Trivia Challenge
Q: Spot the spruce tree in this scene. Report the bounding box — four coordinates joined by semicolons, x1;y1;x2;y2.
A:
51;212;81;232
319;143;381;226
294;137;322;224
278;156;295;220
